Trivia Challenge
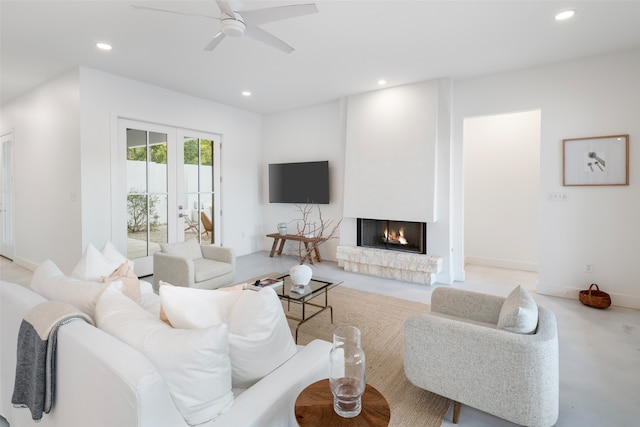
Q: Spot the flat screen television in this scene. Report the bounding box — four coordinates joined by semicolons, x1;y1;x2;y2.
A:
269;161;330;204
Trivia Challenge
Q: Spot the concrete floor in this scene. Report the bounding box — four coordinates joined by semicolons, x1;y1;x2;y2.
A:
2;252;639;426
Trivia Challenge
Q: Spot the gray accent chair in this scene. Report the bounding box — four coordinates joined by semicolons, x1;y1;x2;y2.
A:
404;287;559;427
153;239;235;290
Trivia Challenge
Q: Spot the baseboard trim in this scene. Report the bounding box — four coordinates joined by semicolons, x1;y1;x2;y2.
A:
464;256;538;273
13;256;37;272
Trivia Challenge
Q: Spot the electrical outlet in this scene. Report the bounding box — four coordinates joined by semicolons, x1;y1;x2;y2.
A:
547;192;567;201
584;263;593;273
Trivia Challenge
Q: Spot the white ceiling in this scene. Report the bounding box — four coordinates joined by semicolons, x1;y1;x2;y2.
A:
2;0;640;114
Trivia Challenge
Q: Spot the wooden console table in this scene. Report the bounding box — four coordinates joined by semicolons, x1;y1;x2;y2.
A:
266;233;323;264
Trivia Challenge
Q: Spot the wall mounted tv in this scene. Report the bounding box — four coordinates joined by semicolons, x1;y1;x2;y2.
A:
269;161;330;204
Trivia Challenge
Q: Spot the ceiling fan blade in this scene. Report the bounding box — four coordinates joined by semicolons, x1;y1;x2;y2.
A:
245;27;294;54
204;32;226;51
131;4;218;20
215;0;235;17
242;4;318;27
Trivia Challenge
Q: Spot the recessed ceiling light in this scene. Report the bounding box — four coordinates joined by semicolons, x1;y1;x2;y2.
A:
96;42;112;51
242;91;251;97
555;10;575;21
378;79;387;86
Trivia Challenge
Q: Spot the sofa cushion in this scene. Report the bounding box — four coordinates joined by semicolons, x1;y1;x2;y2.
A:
96;286;234;425
159;285;297;389
31;259;107;319
497;285;538;334
71;243;121;282
193;258;234;282
160;238;202;260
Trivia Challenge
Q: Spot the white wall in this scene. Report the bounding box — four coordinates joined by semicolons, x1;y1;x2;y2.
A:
454;48;640;308
2;67;263;273
343;81;438;222
262;101;345;262
0;69;83;271
464;110;540;272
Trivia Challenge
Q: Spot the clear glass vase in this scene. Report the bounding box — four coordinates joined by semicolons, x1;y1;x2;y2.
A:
329;325;366;418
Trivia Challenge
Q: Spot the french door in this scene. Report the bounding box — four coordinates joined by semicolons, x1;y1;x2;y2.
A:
117;119;221;277
0;131;14;260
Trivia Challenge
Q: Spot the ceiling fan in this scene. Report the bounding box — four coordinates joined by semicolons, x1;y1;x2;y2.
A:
132;0;318;53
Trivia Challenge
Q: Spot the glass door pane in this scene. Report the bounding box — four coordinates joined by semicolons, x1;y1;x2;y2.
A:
200;139;214;244
126;128;168;260
182;138;200;241
182;136;218;244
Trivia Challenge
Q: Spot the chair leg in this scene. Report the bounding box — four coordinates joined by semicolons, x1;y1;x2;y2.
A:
452;401;461;424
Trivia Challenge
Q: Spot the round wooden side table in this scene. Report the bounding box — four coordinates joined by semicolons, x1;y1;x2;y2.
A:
295;379;390;427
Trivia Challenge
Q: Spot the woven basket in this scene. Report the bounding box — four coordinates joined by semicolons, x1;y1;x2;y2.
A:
579;283;611;309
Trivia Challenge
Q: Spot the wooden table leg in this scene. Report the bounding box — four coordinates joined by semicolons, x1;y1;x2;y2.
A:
277;238;286;255
303;242;314;264
313;243;322;262
269;237;280;257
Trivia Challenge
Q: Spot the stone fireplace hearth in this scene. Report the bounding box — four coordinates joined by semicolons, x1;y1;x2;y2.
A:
336;245;442;285
337;218;441;285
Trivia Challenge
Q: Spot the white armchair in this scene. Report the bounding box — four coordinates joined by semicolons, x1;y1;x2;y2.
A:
404;286;559;427
153;239;235;290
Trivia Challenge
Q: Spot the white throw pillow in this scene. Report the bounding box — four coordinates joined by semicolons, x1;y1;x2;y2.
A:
96;286;234;425
159;285;297;388
101;240;134;270
159;282;242;328
497;285;539;334
227;287;298;388
71;243;120;282
31;259;106;320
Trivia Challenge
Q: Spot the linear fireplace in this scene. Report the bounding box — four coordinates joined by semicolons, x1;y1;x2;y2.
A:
357;218;426;254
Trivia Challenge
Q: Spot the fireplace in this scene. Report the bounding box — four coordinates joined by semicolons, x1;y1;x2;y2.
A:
357;218;426;254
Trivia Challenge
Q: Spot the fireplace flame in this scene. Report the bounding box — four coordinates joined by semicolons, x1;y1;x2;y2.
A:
384;227;408;245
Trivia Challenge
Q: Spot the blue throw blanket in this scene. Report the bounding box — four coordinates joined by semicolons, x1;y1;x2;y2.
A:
11;301;92;421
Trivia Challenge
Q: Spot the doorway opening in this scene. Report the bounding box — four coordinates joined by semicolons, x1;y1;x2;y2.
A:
0;131;14;260
463;110;540;272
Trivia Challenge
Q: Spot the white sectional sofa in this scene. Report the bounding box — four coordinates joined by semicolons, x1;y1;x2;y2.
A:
0;280;331;427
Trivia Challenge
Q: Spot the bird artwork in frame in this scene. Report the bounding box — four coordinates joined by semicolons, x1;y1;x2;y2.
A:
562;134;629;186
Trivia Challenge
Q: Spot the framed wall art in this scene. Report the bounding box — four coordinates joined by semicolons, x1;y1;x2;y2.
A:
562;134;629;186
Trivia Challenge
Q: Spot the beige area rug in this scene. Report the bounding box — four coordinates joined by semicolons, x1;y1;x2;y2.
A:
287;286;450;427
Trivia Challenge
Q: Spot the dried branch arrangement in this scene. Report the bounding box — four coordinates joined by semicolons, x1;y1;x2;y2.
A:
291;204;342;265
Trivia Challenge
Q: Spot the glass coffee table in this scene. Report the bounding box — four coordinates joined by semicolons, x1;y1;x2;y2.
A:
264;272;342;343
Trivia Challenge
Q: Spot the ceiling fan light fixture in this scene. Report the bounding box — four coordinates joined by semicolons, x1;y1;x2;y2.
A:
221;14;246;37
555;10;575;21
